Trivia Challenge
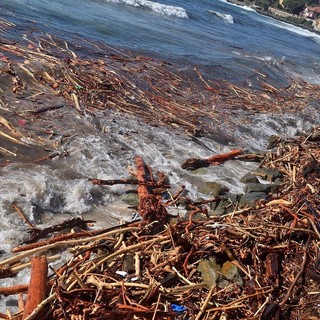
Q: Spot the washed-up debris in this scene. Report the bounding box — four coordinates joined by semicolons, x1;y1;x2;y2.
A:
1;28;320;164
1;15;320;320
181;149;243;170
0;130;319;319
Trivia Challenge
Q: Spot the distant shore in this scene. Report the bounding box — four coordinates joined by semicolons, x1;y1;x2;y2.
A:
227;0;320;35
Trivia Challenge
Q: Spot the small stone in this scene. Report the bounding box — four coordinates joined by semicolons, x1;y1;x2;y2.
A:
267;135;282;149
210;199;233;216
197;258;221;288
199;181;229;197
190;168;208;175
240;172;259;183
255;167;281;182
239;192;268;207
219;261;243;287
244;183;275;194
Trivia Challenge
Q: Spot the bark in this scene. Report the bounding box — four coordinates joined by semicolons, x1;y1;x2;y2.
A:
22;256;48;320
135;156;168;222
0;284;28;296
181;149;243;170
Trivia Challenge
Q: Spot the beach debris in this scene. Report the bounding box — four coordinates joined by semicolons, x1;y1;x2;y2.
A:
0;21;320;320
22;256;48;319
181;149;243;170
0;131;318;319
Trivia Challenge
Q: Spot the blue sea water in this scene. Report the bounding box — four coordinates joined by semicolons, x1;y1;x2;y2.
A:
1;0;320;84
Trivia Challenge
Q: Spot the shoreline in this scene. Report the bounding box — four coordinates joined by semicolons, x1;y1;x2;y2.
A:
0;12;320;319
226;0;320;35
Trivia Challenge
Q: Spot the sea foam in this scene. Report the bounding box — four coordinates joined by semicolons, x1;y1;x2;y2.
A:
209;10;234;24
104;0;188;18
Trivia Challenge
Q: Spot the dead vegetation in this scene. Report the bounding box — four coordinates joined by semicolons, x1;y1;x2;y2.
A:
0;32;320;162
0;19;320;320
0;129;318;319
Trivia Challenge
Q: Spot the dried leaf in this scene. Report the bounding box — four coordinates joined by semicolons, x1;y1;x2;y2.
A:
197;258;220;288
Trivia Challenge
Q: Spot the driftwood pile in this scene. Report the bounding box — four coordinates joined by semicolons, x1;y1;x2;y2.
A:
0;129;319;319
1;31;320;163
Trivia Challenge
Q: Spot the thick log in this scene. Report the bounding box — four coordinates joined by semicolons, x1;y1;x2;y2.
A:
181;149;243;170
22;256;48;319
135;156;168;222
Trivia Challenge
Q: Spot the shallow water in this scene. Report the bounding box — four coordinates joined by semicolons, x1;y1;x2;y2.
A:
1;0;320;84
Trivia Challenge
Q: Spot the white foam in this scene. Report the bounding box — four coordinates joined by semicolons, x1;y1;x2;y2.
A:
218;0;257;13
262;17;320;44
104;0;188;18
209;10;234;24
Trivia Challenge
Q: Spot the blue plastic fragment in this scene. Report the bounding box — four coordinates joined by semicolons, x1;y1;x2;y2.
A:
171;304;187;312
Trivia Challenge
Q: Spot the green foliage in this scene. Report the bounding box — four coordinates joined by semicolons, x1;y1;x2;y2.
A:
285;15;314;26
281;0;306;13
306;0;320;5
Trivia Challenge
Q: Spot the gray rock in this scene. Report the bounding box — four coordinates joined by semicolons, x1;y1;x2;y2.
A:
239;192;268;207
255;167;281;182
199;181;229;197
267;135;282;149
119;191;139;206
210;200;232;216
225;192;241;203
244;183;276;194
240;172;259;184
209;193;241;216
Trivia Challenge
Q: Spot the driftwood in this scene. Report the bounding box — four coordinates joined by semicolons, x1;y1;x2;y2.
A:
0;25;320;319
25;217;94;244
181;149;243;170
0;284;29;296
90;178;170;189
135;156;169;222
22;256;48;319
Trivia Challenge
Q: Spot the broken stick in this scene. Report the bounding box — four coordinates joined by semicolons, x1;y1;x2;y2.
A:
181;149;243;170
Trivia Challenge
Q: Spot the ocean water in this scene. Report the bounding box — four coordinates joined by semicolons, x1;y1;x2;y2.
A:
1;0;320;83
0;0;320;310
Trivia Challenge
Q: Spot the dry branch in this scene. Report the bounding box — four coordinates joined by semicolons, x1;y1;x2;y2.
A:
181;149;243;170
22;256;48;319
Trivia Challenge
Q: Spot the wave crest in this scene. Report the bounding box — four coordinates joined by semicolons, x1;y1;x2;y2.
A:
106;0;188;18
209;10;234;24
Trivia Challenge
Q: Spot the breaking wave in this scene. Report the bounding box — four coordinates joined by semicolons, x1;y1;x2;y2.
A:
209;10;234;24
104;0;188;18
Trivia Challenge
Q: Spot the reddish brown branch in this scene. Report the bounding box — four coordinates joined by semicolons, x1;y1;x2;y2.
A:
12;204;35;229
181;149;243;170
135;156;168;222
0;284;28;296
22;256;48;319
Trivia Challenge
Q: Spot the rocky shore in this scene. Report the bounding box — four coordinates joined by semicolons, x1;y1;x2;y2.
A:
0;13;320;319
